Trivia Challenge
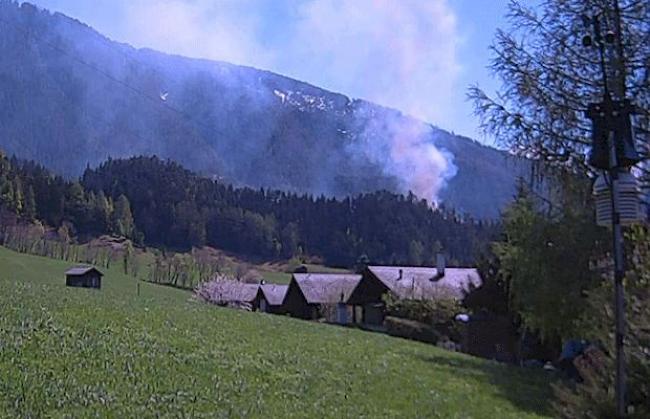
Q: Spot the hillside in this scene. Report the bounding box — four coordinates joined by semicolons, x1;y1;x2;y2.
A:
0;246;552;417
0;1;527;218
0;152;496;267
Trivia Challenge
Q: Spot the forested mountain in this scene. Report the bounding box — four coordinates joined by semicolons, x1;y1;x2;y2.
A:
0;152;497;266
0;1;527;218
82;156;498;266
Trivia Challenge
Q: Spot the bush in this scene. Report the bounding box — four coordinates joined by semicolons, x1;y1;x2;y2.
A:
384;292;462;341
553;227;650;418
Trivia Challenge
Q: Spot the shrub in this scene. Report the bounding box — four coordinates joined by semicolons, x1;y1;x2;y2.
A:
384;291;462;340
553;227;650;418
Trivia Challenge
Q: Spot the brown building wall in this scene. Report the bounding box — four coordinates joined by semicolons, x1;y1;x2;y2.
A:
283;281;316;319
66;272;102;289
348;270;390;325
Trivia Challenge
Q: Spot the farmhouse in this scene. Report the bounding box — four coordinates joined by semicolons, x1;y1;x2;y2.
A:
364;265;482;300
256;283;289;314
283;273;362;323
351;264;483;325
65;266;104;289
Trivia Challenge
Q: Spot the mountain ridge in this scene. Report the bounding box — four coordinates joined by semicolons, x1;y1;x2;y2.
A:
0;1;527;217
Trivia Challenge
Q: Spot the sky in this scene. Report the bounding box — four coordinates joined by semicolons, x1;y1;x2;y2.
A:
27;0;511;144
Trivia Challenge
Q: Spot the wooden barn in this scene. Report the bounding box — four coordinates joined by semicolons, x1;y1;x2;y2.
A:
65;266;104;289
356;264;483;325
255;284;289;314
283;273;362;323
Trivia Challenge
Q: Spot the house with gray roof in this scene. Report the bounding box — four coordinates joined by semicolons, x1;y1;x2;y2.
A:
349;262;482;325
365;266;482;300
256;284;289;314
283;273;362;322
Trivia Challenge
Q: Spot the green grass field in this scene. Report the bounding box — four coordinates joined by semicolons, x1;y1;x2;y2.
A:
0;246;553;418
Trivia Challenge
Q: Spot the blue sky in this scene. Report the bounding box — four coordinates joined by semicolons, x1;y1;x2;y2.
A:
28;0;511;144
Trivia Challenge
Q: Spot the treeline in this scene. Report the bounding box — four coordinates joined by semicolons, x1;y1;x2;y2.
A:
82;156;498;266
0;223;123;272
0;151;498;267
0;152;137;241
148;248;229;290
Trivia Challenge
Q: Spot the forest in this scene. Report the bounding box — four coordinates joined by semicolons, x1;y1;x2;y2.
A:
0;152;498;268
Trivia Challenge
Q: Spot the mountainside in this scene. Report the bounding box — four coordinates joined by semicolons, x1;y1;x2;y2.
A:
0;1;527;218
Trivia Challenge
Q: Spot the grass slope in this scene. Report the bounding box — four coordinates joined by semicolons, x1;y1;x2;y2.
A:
0;247;553;418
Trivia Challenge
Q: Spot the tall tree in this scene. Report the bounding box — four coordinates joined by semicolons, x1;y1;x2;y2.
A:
469;0;649;181
23;185;36;220
112;194;135;239
470;1;649;415
494;184;606;339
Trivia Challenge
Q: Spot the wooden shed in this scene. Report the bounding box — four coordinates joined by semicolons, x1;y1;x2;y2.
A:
283;273;362;323
65;266;104;289
256;284;289;314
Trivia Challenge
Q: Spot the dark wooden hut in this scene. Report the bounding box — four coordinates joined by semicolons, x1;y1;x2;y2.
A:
255;284;289;314
65;266;104;289
283;273;362;323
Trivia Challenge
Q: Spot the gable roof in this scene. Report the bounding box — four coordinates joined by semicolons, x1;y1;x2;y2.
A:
260;284;289;306
292;273;362;304
366;266;482;300
200;280;260;303
65;266;104;276
224;282;260;303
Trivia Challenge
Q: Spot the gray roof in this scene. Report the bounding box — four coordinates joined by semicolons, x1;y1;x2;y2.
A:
220;282;260;303
292;273;362;304
367;266;482;300
260;284;289;306
65;266;104;276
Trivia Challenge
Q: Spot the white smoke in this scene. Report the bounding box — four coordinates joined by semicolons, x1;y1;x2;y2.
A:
351;110;457;204
35;0;462;202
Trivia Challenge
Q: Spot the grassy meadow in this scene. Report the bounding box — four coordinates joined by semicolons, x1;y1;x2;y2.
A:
0;246;553;418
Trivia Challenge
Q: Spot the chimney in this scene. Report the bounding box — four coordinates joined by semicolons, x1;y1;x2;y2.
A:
436;254;446;277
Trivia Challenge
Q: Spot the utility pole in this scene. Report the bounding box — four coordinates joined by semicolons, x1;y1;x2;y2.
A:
582;3;641;416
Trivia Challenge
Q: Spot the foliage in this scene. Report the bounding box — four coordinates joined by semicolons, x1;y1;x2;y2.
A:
384;290;463;344
384;316;442;345
493;184;607;340
82;156;498;266
553;226;650;418
194;275;254;310
464;256;513;317
0;222;123;271
469;0;649;181
0;246;553;418
0;153;139;240
148;252;218;290
0;151;497;269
